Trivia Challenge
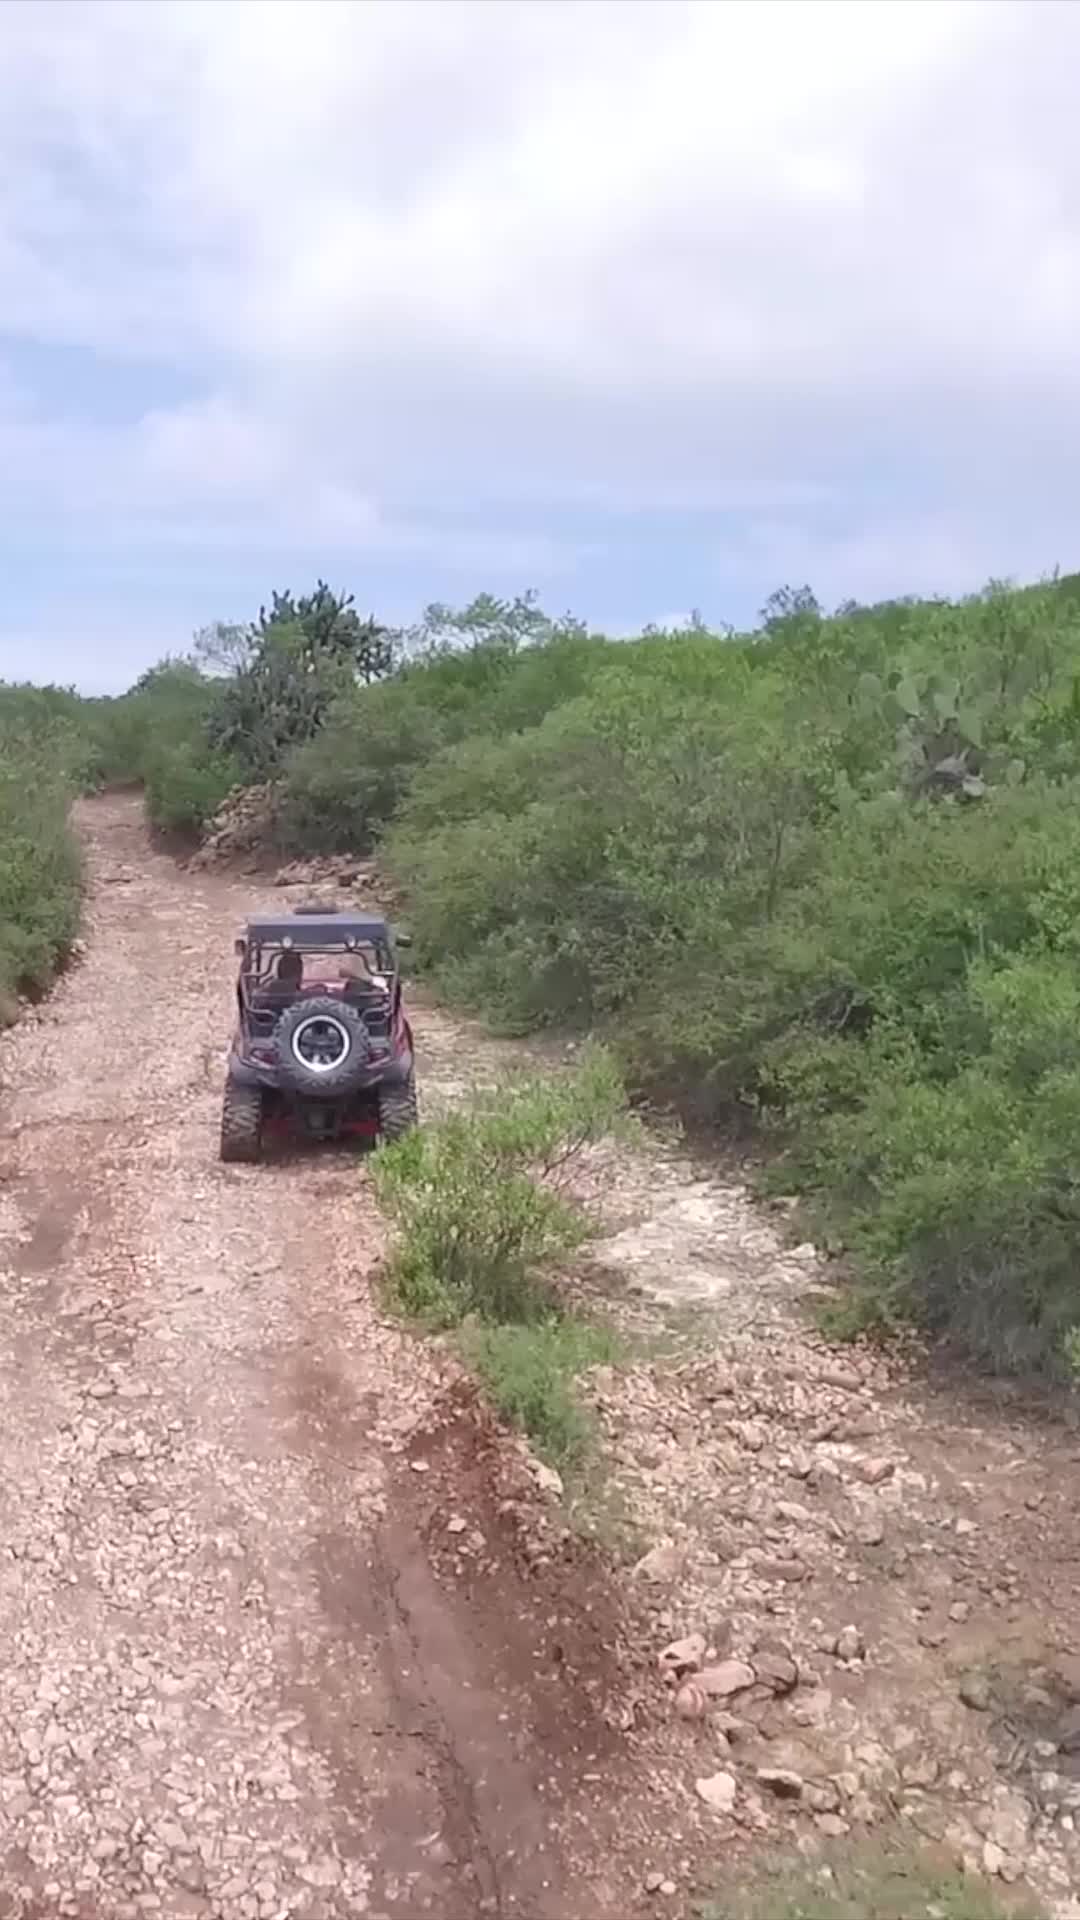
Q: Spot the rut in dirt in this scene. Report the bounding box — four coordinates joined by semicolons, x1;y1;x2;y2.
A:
0;793;652;1920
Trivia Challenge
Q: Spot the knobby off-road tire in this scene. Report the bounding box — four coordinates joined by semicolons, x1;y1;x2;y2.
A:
378;1069;418;1143
275;995;372;1098
220;1080;264;1164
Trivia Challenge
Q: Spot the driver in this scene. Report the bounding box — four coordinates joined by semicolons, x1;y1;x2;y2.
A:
275;950;304;993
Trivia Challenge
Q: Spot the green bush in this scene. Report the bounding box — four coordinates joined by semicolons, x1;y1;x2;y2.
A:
83;661;240;835
800;953;1080;1369
373;1051;627;1464
142;740;239;836
0;684;87;1013
373;576;1080;1371
373;1048;627;1325
277;616;610;854
279;677;449;852
460;1318;617;1469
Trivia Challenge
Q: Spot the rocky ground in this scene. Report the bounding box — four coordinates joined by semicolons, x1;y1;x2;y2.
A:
560;1142;1080;1915
0;793;1078;1919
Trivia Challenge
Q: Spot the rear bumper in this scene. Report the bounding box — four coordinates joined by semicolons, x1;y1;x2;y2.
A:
227;1046;414;1095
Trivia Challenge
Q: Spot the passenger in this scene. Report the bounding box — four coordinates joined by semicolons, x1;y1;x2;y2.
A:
275;950;303;992
341;951;383;1008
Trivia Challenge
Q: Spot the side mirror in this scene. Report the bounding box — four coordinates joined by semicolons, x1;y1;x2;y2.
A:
395;930;412;950
234;937;247;958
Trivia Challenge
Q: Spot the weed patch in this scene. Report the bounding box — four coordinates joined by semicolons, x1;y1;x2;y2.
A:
373;1049;628;1466
0;685;87;1013
699;1844;1045;1920
459;1318;617;1471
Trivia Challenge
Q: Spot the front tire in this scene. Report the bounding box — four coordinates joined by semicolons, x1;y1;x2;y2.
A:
378;1070;418;1143
220;1080;264;1163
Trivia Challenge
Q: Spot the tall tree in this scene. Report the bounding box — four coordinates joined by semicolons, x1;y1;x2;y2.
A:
259;582;394;685
205;583;396;778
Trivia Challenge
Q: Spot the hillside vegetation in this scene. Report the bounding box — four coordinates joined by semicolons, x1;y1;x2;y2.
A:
11;570;1080;1373
0;684;95;1018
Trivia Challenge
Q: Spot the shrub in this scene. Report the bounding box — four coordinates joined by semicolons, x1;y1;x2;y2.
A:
373;1048;627;1325
142;740;240;836
277;616;611;854
0;770;81;1009
0;684;87;1013
279;678;449;852
805;954;1080;1370
373;1051;627;1465
460;1318;617;1469
377;577;1080;1371
82;661;241;835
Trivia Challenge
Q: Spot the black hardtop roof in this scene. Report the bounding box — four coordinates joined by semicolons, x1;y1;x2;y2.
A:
244;911;391;946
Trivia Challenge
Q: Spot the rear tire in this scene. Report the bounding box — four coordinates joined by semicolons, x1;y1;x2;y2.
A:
378;1070;418;1143
220;1080;264;1163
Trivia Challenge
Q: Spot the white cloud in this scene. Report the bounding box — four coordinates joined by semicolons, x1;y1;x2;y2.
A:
0;3;1071;387
2;0;1080;683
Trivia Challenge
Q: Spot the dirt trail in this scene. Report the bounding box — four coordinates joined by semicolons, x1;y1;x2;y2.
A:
2;793;1080;1920
0;794;655;1920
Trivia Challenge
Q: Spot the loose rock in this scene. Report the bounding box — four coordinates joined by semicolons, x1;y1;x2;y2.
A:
698;1660;756;1699
695;1772;737;1815
773;1500;814;1527
674;1683;709;1721
1052;1654;1080;1704
752;1640;799;1695
659;1633;706;1680
1058;1705;1080;1754
530;1459;564;1498
763;1557;809;1583
805;1782;842;1814
959;1672;992;1712
855;1458;895;1486
983;1788;1030;1856
633;1542;684;1584
756;1768;804;1800
833;1625;865;1663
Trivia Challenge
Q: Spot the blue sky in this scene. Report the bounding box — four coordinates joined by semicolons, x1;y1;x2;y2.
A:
2;0;1080;692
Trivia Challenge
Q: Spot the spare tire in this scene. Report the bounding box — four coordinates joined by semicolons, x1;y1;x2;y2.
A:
274;994;372;1096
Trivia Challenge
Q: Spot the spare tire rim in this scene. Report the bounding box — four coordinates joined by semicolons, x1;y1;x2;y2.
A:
290;1013;351;1074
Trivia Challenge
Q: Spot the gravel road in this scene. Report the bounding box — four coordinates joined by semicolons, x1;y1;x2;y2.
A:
7;792;1078;1920
0;794;639;1920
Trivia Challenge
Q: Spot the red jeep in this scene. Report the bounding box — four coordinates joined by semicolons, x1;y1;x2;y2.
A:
220;909;417;1162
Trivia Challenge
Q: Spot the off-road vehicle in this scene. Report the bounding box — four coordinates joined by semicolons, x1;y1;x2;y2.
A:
220;909;418;1162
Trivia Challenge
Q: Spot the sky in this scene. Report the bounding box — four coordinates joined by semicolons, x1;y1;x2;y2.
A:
1;0;1080;692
